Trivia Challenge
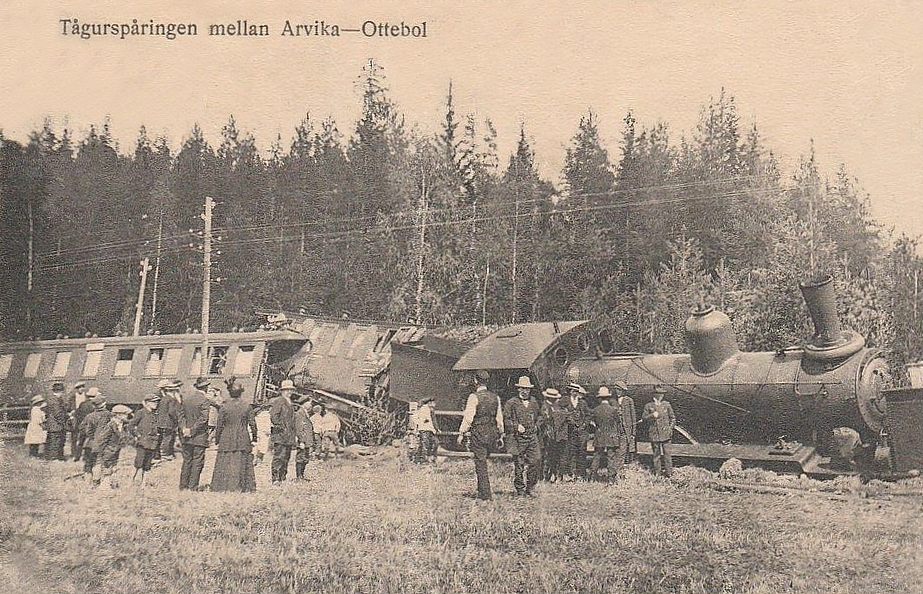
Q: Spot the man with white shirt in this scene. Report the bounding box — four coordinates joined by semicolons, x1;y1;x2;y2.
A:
456;370;504;501
410;396;438;463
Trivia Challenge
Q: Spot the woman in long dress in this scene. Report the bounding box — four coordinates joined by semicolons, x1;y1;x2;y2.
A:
211;377;257;492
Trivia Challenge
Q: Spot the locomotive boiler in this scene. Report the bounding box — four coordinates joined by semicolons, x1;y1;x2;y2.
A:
452;274;893;473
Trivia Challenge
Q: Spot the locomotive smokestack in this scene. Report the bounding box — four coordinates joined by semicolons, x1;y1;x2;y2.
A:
799;273;865;359
799;274;844;348
685;305;740;375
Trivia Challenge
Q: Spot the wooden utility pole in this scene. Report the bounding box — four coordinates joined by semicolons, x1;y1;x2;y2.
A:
150;208;163;332
414;166;428;323
26;201;34;328
133;257;151;336
201;196;215;376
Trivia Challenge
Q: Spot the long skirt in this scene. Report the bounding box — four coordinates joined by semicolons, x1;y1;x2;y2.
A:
211;450;256;492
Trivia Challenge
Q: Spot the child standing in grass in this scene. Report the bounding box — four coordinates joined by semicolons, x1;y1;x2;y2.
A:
24;395;47;457
91;405;131;488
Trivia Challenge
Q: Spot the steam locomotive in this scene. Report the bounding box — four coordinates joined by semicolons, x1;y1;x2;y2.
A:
450;274;901;475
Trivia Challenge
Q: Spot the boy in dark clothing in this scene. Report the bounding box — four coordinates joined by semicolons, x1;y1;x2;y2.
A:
129;394;161;485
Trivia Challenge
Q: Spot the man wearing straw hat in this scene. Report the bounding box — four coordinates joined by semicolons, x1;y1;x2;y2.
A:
589;386;627;483
456;370;504;501
538;387;568;482
561;382;590;480
503;376;542;497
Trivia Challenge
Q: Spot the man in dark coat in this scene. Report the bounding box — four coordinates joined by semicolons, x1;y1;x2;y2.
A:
294;395;315;480
179;378;212;491
71;385;98;462
561;382;590;480
456;370;504;501
615;381;637;464
538;388;569;482
129;394;162;485
589;386;627;483
504;376;542;496
44;382;68;461
269;379;297;484
155;379;184;460
79;396;110;478
642;385;676;477
67;380;88;460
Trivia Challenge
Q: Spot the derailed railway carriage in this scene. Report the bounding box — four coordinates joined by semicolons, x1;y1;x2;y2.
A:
448;275;914;476
0;330;309;411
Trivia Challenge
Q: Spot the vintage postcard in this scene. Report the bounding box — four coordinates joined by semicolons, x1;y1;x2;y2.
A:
2;1;922;593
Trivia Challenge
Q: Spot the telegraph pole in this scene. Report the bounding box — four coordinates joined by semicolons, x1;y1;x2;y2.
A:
414;166;428;323
133;257;151;336
149;208;163;332
200;196;215;376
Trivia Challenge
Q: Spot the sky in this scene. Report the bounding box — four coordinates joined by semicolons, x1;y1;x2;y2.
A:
2;0;922;240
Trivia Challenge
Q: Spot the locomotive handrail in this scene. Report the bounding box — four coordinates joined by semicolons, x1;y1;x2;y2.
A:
630;358;753;414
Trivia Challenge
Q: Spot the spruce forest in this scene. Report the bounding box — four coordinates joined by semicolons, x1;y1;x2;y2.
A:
1;60;921;381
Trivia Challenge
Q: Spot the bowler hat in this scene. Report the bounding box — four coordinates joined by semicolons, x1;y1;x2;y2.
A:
193;377;211;391
613;380;628;392
111;404;132;415
30;395;45;405
542;388;561;399
51;381;65;392
144;394;162;403
94;397;108;408
420;396;435;405
653;385;667;394
515;376;535;389
86;387;102;398
74;381;87;390
474;370;490;382
279;379;296;391
597;386;612;398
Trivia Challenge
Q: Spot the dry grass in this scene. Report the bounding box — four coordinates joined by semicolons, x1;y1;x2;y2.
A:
3;442;923;594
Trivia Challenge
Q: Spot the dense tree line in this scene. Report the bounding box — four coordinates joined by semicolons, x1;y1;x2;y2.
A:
1;61;921;381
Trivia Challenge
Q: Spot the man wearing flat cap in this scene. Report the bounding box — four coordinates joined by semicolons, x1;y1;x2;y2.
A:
561;382;590;480
67;380;88;460
71;386;98;462
90;405;132;488
457;370;504;501
538;387;568;482
129;394;162;485
79;395;110;478
155;379;184;461
614;381;638;464
589;386;627;483
642;385;676;477
269;379;297;483
503;376;542;496
179;378;212;490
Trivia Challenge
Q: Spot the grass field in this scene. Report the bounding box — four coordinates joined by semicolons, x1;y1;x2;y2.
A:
2;441;923;594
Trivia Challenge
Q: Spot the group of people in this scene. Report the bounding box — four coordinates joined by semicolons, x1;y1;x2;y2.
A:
455;370;676;500
22;376;343;492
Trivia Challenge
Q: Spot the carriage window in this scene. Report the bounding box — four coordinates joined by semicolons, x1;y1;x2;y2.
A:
83;345;103;377
208;346;229;375
0;354;13;378
162;348;182;376
145;348;165;376
51;351;72;377
113;349;134;377
24;353;41;378
233;345;256;375
191;348;203;375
